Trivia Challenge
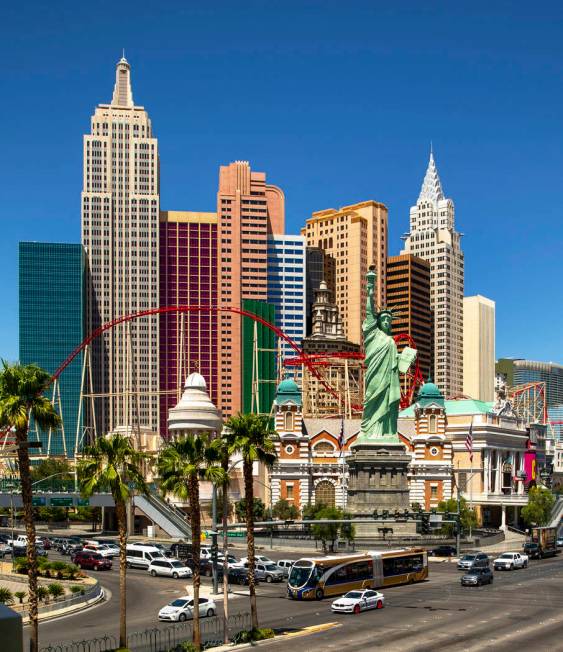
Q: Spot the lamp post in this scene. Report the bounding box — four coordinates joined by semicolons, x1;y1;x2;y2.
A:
6;482;16;571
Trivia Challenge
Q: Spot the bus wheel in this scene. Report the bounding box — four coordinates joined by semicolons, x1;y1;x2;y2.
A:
315;588;324;600
408;575;414;584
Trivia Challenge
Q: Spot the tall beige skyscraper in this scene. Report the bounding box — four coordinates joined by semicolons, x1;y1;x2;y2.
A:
302;201;388;346
401;152;464;397
463;295;495;402
82;57;160;434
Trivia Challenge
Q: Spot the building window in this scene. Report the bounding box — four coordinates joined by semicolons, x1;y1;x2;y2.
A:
428;415;437;433
286;484;294;500
430;485;438;498
313;441;335;457
284;444;295;455
284;411;294;431
315;480;335;507
429;447;439;457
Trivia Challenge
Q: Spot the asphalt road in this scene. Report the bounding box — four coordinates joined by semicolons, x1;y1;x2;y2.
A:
28;547;563;651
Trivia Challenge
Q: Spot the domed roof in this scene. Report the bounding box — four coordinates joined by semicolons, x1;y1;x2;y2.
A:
168;373;221;434
274;377;302;406
416;380;445;408
185;372;207;390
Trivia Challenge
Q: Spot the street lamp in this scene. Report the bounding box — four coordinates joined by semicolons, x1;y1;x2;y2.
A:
5;482;16;571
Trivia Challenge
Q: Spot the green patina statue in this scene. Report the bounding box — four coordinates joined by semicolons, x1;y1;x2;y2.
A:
358;267;417;443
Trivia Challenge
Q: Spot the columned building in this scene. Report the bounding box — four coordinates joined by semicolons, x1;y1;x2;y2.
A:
401;152;464;398
82;56;160;434
302;201;388;346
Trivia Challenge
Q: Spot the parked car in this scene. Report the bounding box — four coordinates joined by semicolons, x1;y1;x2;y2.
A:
557;537;563;548
148;559;192;579
152;543;173;558
13;543;47;558
331;590;385;614
493;552;528;570
276;559;295;577
217;567;256;586
239;555;274;566
254;562;284;583
72;550;112;571
430;545;457;558
83;543;115;558
126;543;164;570
40;537;52;550
158;596;216;622
217;554;239;568
0;543;11;558
457;553;489;571
523;542;542;559
460;567;493;586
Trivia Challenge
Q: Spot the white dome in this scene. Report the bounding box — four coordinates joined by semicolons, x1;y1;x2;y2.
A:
168;373;221;435
185;372;207;390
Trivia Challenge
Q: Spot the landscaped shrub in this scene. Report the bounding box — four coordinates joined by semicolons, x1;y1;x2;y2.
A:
47;583;65;600
36;586;49;603
69;585;82;595
14;591;26;604
64;563;80;580
15;557;29;574
49;561;67;579
0;587;14;604
232;628;275;644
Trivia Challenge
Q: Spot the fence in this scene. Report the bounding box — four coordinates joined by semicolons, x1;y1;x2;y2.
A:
40;612;252;652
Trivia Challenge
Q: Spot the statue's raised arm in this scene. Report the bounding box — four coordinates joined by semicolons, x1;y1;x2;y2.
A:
365;265;378;324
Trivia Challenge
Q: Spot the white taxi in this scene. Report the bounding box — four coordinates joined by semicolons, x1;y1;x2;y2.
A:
331;589;385;614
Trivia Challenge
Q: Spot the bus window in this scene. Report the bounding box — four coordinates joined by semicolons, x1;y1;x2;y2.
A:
384;554;423;576
326;566;348;585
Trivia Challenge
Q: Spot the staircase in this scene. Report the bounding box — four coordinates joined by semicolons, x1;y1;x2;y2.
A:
134;493;192;539
548;496;563;529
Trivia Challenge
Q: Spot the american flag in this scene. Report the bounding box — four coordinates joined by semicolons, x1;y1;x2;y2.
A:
338;416;345;451
465;420;473;462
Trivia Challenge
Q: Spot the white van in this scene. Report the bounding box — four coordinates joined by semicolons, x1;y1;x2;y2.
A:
126;543;164;569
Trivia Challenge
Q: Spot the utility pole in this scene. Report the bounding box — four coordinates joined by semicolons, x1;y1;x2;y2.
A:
211;485;218;595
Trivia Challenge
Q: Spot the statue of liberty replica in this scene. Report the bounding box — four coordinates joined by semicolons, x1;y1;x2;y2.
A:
346;266;418;531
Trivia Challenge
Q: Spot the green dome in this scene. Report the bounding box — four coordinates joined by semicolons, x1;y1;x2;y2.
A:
274;377;302;406
416;381;445;408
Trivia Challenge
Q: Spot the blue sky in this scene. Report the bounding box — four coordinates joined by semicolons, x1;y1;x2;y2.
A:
1;1;562;364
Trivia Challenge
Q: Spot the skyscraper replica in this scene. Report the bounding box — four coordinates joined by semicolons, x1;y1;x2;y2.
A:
463;295;495;402
401;152;464;397
217;161;284;415
82;57;160;434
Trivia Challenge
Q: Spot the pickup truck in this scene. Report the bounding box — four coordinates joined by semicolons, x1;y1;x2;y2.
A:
493;552;528;570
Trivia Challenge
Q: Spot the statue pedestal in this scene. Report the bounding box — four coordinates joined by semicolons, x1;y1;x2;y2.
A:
346;440;417;539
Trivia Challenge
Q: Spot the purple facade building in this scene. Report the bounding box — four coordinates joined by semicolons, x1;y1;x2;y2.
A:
159;211;218;436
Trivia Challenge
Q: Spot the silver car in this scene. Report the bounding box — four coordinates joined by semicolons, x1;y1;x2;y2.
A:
255;562;284;583
457;553;489;571
276;559;295;578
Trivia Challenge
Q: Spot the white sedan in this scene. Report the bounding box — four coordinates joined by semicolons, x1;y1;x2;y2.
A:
331;590;385;614
158;596;216;622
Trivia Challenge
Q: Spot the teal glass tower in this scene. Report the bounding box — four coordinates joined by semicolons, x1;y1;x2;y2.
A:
19;243;85;457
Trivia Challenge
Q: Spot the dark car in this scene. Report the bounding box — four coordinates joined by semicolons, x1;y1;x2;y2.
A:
72;551;112;571
13;544;48;558
217;567;256;586
523;543;541;559
461;567;493;586
430;545;457;557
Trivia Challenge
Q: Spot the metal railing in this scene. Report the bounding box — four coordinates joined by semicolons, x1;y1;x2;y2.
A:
40;612;252;652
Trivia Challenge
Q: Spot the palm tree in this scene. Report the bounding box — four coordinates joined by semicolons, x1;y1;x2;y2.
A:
78;433;149;649
157;434;226;652
0;362;60;652
223;414;276;630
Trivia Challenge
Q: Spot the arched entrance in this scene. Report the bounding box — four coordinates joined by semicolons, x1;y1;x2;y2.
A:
315;480;336;507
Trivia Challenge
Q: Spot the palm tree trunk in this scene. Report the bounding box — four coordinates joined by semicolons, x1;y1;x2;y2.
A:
189;474;201;651
115;498;128;649
243;459;258;629
221;463;230;644
16;425;39;652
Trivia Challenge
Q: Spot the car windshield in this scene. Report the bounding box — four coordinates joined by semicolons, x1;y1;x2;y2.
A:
288;561;314;588
169;599;190;608
461;555;476;561
171;562;185;568
499;554;513;559
344;591;364;599
264;564;278;571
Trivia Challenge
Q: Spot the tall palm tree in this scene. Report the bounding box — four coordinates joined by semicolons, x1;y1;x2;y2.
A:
0;362;60;652
157;434;226;652
78;433;149;649
223;414;277;630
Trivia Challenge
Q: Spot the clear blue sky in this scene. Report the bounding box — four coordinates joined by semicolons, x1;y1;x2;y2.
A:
1;1;562;364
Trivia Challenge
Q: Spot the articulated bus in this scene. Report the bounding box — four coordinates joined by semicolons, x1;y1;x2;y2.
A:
287;548;428;600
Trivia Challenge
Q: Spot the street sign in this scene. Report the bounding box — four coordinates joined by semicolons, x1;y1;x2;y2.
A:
77;498;90;507
50;497;73;507
32;497;46;507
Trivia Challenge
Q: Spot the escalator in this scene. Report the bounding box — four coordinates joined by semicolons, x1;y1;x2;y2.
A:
134;493;191;539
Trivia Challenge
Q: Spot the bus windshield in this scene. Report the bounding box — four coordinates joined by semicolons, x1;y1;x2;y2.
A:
288;561;314;588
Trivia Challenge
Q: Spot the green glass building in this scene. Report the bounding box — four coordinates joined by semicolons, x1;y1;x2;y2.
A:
242;299;276;415
19;243;85;457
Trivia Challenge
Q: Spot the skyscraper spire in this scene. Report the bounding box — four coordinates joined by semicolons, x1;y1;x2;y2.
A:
111;55;134;108
417;147;445;204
